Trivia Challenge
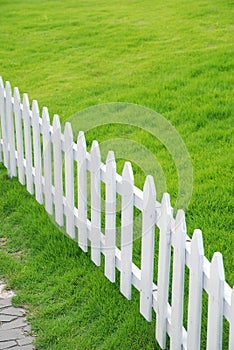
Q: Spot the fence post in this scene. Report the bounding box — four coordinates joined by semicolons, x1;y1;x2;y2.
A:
91;140;101;266
170;210;186;350
187;229;204;350
14;87;25;185
120;162;134;300
156;193;172;348
77;131;88;252
42;107;53;215
23;93;34;194
53;114;64;227
207;252;224;350
0;77;8;167
140;175;156;322
6;82;16;178
32;100;43;204
64;122;75;239
104;150;116;283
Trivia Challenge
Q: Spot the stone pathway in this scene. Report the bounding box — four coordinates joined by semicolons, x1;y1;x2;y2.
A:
0;280;35;349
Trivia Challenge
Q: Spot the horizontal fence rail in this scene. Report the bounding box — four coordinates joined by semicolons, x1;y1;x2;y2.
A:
0;77;233;350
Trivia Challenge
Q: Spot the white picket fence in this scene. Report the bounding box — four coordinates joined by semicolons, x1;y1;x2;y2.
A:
0;77;233;350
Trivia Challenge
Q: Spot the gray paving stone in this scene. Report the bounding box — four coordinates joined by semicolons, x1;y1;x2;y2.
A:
0;329;25;342
0;298;12;309
0;340;17;349
0;314;17;322
0;281;34;349
17;336;34;346
1;317;27;330
0;306;25;317
6;345;34;350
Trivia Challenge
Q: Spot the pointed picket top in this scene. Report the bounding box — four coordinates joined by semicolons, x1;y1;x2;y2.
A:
42;107;50;126
210;252;225;282
122;161;134;185
143;175;156;211
77;130;86;148
91;140;101;170
32;100;39;118
161;192;171;213
191;229;204;256
64;122;73;150
0;77;4;99
106;151;116;177
77;131;86;157
23;93;30;110
91;140;101;157
0;77;4;104
14;86;20;103
5;81;12;100
159;192;172;227
158;192;172;236
175;209;186;234
0;76;3;88
106;150;115;165
14;87;21;117
52;114;61;131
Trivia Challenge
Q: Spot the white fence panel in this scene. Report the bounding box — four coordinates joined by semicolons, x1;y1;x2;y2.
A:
90;140;101;266
6;82;16;178
207;252;224;350
77;131;88;252
23;93;34;194
120;162;134;300
140;175;156;322
156;193;172;348
64;122;75;239
32;100;43;204
0;77;233;350
170;210;186;350
0;77;7;166
14;87;25;185
104;150;116;283
52;114;63;226
187;229;204;350
42;107;53;215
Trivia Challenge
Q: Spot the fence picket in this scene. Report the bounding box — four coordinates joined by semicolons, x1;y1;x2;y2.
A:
187;229;204;350
32;100;43;204
14;87;25;185
52;114;63;226
90;140;101;266
23;93;34;194
64;122;75;239
207;253;224;350
229;287;234;350
104;151;116;283
77;131;88;252
6;82;16;177
0;78;3;162
140;175;156;322
0;77;7;167
156;193;172;348
120;162;134;300
42;107;52;214
170;210;186;350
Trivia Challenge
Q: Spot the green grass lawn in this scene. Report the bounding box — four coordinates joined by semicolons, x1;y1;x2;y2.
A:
0;0;233;349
